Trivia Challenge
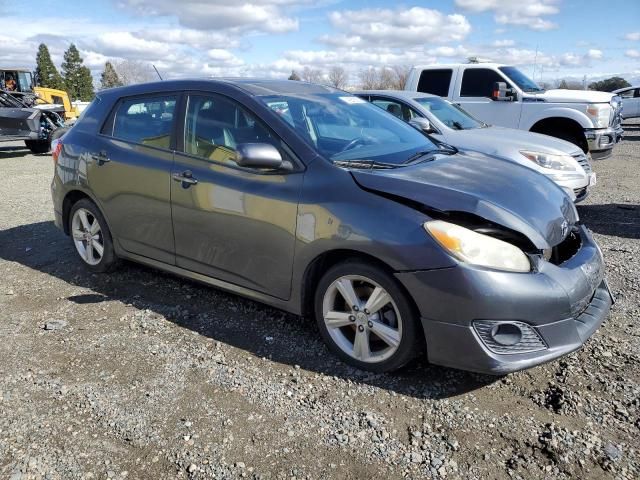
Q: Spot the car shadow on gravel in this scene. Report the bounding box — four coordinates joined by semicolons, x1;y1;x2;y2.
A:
0;221;497;400
0;146;30;159
578;203;640;239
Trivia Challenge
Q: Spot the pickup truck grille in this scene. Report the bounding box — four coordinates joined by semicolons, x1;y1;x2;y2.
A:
573;153;592;174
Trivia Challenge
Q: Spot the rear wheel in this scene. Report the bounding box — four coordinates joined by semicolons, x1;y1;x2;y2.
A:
69;199;118;273
314;261;423;372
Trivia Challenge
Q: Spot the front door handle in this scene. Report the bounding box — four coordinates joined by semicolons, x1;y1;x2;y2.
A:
172;170;198;187
91;150;110;165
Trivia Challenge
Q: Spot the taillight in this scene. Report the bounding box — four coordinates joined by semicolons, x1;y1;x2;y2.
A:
52;139;62;165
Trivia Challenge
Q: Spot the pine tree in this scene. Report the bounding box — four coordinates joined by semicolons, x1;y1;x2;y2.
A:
35;44;64;90
62;44;95;101
100;61;123;89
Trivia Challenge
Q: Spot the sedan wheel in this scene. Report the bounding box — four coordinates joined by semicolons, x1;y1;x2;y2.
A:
71;208;104;266
323;275;402;363
68;198;118;273
315;261;422;372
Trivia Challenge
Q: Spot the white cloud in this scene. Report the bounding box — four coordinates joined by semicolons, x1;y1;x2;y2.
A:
624;32;640;41
117;0;301;33
626;49;640;59
491;39;515;47
586;49;603;60
323;7;471;47
455;0;559;30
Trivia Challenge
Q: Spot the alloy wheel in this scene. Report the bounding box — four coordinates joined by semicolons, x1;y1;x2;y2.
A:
322;275;402;363
71;208;104;266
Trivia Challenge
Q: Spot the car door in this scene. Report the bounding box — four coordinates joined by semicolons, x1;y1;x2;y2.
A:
453;67;523;128
88;93;177;264
171;92;303;300
619;88;639;118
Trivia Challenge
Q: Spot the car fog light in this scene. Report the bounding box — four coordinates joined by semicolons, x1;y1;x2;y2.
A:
473;320;547;354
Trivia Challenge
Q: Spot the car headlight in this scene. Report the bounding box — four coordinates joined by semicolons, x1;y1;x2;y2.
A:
424;220;531;272
520;150;577;171
586;103;612;128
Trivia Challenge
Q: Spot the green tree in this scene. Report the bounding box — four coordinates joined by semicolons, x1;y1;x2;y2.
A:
62;44;94;101
588;76;631;92
35;43;64;90
100;61;123;89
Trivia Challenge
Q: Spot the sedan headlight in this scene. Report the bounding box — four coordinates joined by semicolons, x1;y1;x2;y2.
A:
520;150;577;171
424;220;531;272
586;103;612;128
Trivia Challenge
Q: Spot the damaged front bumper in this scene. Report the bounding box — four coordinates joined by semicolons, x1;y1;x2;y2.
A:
395;225;613;375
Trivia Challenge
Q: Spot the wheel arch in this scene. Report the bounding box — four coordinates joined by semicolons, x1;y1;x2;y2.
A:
299;249;414;319
61;189;110;236
529;116;588;152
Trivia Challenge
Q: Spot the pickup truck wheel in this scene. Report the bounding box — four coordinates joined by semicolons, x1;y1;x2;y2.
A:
25;139;51;154
555;131;588;154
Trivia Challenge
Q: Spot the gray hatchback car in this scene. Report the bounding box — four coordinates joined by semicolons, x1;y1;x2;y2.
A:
51;79;613;374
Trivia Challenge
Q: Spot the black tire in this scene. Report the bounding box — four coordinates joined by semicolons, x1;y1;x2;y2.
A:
68;198;119;273
314;260;423;373
25;139;51;154
554;131;589;154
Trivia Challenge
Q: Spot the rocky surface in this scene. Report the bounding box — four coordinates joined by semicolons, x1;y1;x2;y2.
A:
0;122;638;479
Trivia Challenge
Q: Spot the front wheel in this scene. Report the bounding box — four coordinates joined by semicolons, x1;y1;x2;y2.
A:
25;139;51;154
69;199;118;273
314;261;423;372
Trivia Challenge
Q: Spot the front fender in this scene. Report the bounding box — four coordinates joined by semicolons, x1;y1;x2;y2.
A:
522;107;593;131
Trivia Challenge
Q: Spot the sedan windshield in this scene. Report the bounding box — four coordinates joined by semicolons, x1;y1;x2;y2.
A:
258;93;438;164
498;66;544;93
414;96;484;130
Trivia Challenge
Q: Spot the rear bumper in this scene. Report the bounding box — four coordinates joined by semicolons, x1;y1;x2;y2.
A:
396;225;612;375
585;125;623;159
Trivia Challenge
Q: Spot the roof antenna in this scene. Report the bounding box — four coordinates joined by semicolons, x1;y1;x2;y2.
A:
152;64;163;81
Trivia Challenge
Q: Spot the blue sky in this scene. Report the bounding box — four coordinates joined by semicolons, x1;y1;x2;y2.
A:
1;0;639;85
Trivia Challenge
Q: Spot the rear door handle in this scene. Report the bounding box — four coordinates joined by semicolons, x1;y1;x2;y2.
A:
172;170;198;186
91;150;110;165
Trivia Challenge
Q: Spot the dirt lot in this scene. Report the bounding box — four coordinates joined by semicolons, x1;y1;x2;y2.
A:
1;122;639;480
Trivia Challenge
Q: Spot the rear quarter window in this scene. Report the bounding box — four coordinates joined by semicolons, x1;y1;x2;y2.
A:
102;95;177;150
417;69;452;97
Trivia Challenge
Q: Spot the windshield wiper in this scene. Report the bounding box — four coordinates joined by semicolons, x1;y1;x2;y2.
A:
333;159;398;169
452;121;464;130
403;145;457;164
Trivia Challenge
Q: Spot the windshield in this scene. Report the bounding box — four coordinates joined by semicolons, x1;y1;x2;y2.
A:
414;96;484;130
498;66;544;93
17;72;33;92
258;93;438;164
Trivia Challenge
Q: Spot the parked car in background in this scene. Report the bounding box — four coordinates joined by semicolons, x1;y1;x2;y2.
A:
355;90;595;202
52;79;612;375
405;62;624;159
614;86;640;120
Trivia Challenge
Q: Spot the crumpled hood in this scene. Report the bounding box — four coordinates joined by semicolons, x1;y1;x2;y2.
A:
351;152;579;250
448;126;583;156
528;89;614;104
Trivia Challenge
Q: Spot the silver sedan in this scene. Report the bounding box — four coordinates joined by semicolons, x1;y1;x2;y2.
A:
355;90;595;203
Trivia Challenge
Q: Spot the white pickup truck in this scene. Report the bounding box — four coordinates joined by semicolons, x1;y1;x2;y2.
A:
405;63;624;159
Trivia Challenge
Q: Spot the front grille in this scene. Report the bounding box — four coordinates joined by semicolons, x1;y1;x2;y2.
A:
573;187;588;200
573;153;592;174
550;229;582;265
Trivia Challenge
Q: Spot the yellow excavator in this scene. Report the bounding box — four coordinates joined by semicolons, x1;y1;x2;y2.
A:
0;67;79;122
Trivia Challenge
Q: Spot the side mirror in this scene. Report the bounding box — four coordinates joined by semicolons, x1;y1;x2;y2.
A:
409;117;435;134
235;143;283;169
491;81;516;101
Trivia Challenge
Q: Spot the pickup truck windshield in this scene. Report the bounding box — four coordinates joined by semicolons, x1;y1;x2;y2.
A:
498;67;544;93
414;96;484;130
259;93;438;164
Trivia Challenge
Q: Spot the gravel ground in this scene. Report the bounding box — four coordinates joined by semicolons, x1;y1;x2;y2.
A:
0;121;638;480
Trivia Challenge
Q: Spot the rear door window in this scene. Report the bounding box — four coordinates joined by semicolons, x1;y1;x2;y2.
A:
106;95;177;149
460;68;507;98
417;69;453;97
